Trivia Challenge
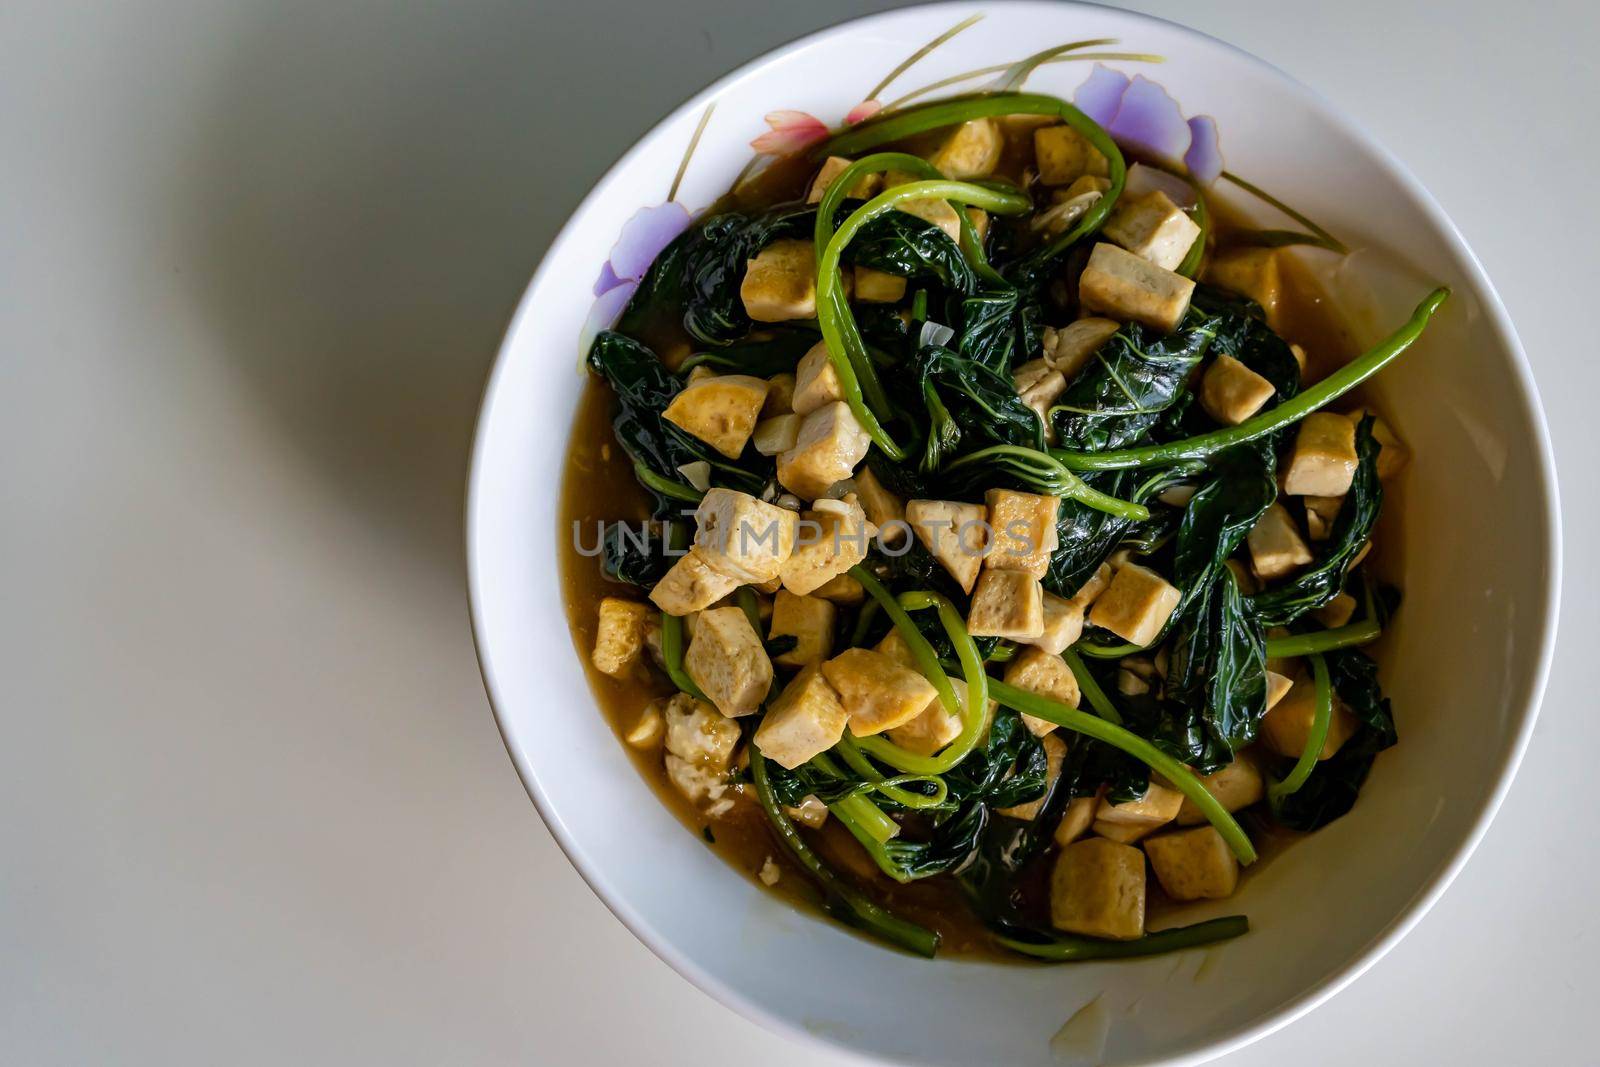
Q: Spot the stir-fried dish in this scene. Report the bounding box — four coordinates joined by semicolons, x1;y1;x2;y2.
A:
565;91;1444;959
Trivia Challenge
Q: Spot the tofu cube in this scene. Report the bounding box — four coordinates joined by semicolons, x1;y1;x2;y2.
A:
881;170;963;239
1097;780;1184;828
1345;408;1409;479
625;703;665;748
852;466;905;546
662;375;771;459
1054;794;1099;846
807;155;880;203
1205;247;1281;323
661;692;741;768
1050;838;1146;940
1261;675;1360;760
1104;190;1201;271
1303;494;1344;540
1058;173;1113;201
1003;645;1080;736
762;372;796;415
1092;818;1160;845
997;732;1068;820
664;754;731;809
811;572;865;605
906;498;987;594
779;494;872;596
740;239;819;322
1068;562;1114;609
777;401;872;500
1176;754;1265;825
1013;358;1067;439
1033;125;1109;186
1284;412;1359;496
1316;591;1358;629
967;569;1046;641
928;118;1002;178
693;488;798;584
984;489;1059;578
1144;826;1239;900
792;341;846;416
752;413;801;456
1041;317;1120;380
753;664;848;769
684;606;774;718
821;648;939;736
854;266;907;303
591;597;652;678
1265;670;1295;710
1247;503;1314;580
1088;563;1180;647
887;677;982;756
1122;163;1197;208
1079;243;1196;333
649;547;741;616
768;590;836;668
1200;352;1276;426
1028;591;1086;656
685;366;717;385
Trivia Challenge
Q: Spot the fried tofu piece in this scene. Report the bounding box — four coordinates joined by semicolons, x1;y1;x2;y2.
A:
1003;646;1079;736
928;118;1002;178
1097;780;1184;830
792;340;846;416
777;401;872;500
1069;562;1114;608
1013;358;1067;441
1054;794;1099;846
807;155;881;204
854;266;907;303
1176;753;1265;825
906;498;987;594
592;597;652;678
1316;592;1359;629
763;372;796;415
983;489;1059;579
662;375;771;459
1144;826;1239;900
821;647;939;736
1050;838;1146;940
996;732;1068;820
662;692;741;768
1092;819;1160;845
650;548;741;616
1284;412;1360;496
768;590;836;668
873;627;917;668
1104;190;1201;272
1079;243;1196;333
967;569;1046;641
692;488;798;584
1247;503;1314;581
1303;494;1344;541
625;703;665;748
753;664;848;769
811;571;865;606
1265;670;1295;710
1034;125;1109;186
1041;317;1120;380
1200;352;1276;426
779;494;872;596
1027;591;1087;656
752;413;801;456
1261;675;1360;760
1344;407;1409;479
1205;247;1281;323
882;170;963;239
664;754;732;808
684;606;774;718
1087;563;1180;647
852;466;905;545
740;239;819;322
886;677;978;756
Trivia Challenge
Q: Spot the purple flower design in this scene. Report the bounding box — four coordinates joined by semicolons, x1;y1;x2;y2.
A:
1074;65;1223;184
580;201;693;353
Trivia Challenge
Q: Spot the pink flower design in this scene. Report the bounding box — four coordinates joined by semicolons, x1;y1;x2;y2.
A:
845;100;883;125
1074;65;1223;184
580;201;692;353
751;110;830;155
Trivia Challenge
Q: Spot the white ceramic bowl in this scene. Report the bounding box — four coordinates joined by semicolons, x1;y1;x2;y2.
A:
467;4;1560;1064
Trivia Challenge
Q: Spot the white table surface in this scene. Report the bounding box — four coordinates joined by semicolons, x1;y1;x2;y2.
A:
2;1;1592;1062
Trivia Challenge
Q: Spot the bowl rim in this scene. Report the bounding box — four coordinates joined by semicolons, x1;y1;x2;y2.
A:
464;3;1563;1063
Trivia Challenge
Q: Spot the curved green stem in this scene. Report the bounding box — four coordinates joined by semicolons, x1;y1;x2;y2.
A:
1268;652;1332;803
1073;639;1143;659
1050;289;1450;471
659;610;707;700
997;915;1248;961
944;444;1149;521
633;462;702;503
1062;649;1123;726
835;736;950;809
750;748;939;957
1264;620;1380;658
986;677;1256;864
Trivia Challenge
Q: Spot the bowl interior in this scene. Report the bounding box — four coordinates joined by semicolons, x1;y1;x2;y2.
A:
468;5;1556;1064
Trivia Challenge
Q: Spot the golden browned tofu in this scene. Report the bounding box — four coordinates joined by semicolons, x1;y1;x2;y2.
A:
1097;779;1184;829
592;597;652;678
1316;591;1358;629
1080;243;1196;333
751;413;801;456
1041;316;1120;380
792;340;845;416
1265;670;1295;710
853;266;907;304
997;732;1067;820
811;571;865;606
777;401;872;500
684;606;774;719
967;569;1046;641
1104;190;1201;272
753;664;848;769
740;239;819;322
1053;794;1099;846
1033;124;1109;186
874;628;917;668
762;372;796;415
1068;561;1114;609
984;489;1060;579
768;589;836;668
1003;645;1079;736
1050;837;1146;940
1247;503;1313;581
1344;407;1409;479
852;465;905;545
779;494;872;596
806;155;881;204
1028;591;1087;656
1200;352;1276;426
1091;818;1159;845
1262;675;1359;760
661;692;741;768
928;118;1002;178
1303;493;1343;540
693;488;798;584
887;677;975;756
906;498;986;594
1013;358;1067;440
1088;563;1180;646
649;548;741;616
1176;753;1265;825
1205;246;1282;324
821;647;939;736
882;170;963;239
662;375;770;459
1284;412;1359;496
1144;826;1239;900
